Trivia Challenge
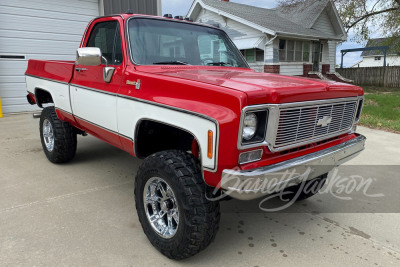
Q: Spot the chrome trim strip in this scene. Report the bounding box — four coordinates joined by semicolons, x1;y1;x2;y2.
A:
238;97;362;152
69;84;220;172
223;134;366;200
70;84;115;96
74;114;133;142
25;74;69;85
55;107;72;115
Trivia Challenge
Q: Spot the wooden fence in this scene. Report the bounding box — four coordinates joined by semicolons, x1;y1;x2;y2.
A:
336;67;400;88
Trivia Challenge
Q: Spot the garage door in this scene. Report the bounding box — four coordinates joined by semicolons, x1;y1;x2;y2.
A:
0;0;99;113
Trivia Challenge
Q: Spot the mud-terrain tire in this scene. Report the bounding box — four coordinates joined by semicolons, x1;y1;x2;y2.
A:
39;107;77;163
134;150;220;260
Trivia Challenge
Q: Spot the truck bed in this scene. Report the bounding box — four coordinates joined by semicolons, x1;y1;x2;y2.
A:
25;60;75;83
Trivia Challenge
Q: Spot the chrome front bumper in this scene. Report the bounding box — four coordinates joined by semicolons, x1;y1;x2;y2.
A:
221;134;366;200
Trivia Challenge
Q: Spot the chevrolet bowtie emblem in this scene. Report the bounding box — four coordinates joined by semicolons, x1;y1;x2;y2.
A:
126;79;141;90
317;116;332;127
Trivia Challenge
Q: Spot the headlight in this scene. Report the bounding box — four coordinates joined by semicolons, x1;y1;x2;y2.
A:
243;113;257;140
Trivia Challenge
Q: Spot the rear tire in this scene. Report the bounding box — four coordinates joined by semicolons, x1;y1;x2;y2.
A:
39;107;77;163
134;150;220;260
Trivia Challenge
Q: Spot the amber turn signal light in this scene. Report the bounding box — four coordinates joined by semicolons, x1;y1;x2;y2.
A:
207;130;213;159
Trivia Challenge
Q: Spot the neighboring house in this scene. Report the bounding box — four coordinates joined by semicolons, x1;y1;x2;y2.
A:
187;0;347;76
0;0;161;114
351;38;400;68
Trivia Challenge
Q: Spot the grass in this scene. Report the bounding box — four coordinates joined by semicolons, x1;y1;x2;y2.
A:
362;86;400;93
359;86;400;133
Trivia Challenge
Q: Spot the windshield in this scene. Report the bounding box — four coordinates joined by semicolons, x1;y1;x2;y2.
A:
127;18;249;68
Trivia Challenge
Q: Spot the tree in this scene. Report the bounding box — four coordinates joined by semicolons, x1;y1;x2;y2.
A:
278;0;400;52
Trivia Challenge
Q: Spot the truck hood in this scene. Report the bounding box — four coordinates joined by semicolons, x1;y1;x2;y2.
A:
137;66;363;105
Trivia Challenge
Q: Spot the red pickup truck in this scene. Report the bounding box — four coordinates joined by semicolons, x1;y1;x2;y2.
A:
25;12;366;259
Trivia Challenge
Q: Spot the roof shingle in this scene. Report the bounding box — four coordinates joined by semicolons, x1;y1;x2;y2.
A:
200;0;340;40
361;38;400;56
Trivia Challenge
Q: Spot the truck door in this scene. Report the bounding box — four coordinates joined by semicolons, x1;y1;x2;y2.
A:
70;18;124;148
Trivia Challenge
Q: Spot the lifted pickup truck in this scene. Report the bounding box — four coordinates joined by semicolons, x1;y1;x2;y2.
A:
25;12;366;259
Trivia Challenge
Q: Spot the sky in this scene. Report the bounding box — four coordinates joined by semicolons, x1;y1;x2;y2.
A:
161;0;365;68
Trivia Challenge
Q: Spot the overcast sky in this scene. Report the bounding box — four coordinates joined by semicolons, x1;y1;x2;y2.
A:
161;0;362;67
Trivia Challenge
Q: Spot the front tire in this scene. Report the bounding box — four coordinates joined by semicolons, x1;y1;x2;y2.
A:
134;150;220;260
39;107;77;163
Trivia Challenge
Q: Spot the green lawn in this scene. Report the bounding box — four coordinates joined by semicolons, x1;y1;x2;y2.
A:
359;87;400;133
362;86;400;93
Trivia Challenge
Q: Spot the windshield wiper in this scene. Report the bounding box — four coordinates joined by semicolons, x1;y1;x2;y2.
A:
153;61;189;65
207;62;232;66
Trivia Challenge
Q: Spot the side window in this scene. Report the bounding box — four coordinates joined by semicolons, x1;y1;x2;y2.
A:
86;21;122;65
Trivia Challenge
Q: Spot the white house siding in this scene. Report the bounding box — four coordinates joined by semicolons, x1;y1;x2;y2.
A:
193;3;340;76
353;56;400;67
313;10;336;37
248;63;264;73
0;0;99;114
280;64;304;76
268;38;310;76
196;9;262;39
321;40;330;67
196;9;266;72
328;41;337;71
264;35;278;64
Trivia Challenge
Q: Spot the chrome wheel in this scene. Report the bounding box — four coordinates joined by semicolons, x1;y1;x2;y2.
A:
143;177;179;239
43;119;54;152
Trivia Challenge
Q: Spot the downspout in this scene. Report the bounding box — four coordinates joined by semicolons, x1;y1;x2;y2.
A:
265;33;278;46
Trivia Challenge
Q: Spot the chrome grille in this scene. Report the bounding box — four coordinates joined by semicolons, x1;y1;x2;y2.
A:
274;100;357;148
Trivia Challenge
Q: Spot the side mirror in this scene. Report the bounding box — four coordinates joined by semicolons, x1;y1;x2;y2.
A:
76;47;102;66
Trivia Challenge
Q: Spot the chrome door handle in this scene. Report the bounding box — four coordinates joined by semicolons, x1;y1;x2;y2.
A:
75;68;87;72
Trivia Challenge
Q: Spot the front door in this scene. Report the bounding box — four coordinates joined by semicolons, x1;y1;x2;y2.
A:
70;18;124;148
312;41;321;71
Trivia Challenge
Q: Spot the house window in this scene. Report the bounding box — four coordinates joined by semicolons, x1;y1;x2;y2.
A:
375;56;381;61
240;49;264;63
256;49;264;62
279;39;286;61
279;39;311;62
246;49;255;62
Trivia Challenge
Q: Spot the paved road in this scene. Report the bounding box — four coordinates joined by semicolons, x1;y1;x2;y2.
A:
1;113;399;266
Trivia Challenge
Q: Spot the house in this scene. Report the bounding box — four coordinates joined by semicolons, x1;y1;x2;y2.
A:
187;0;347;77
351;38;400;68
0;0;161;114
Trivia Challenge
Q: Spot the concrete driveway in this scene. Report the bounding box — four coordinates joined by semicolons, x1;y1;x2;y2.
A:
1;113;399;266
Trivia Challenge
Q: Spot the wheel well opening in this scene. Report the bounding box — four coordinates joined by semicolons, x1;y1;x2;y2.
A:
35;88;53;108
135;120;198;159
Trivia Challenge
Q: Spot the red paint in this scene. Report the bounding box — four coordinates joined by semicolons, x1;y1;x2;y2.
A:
56;109;135;156
55;109;78;126
191;139;199;159
25;60;75;83
26;14;364;188
27;92;36;104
